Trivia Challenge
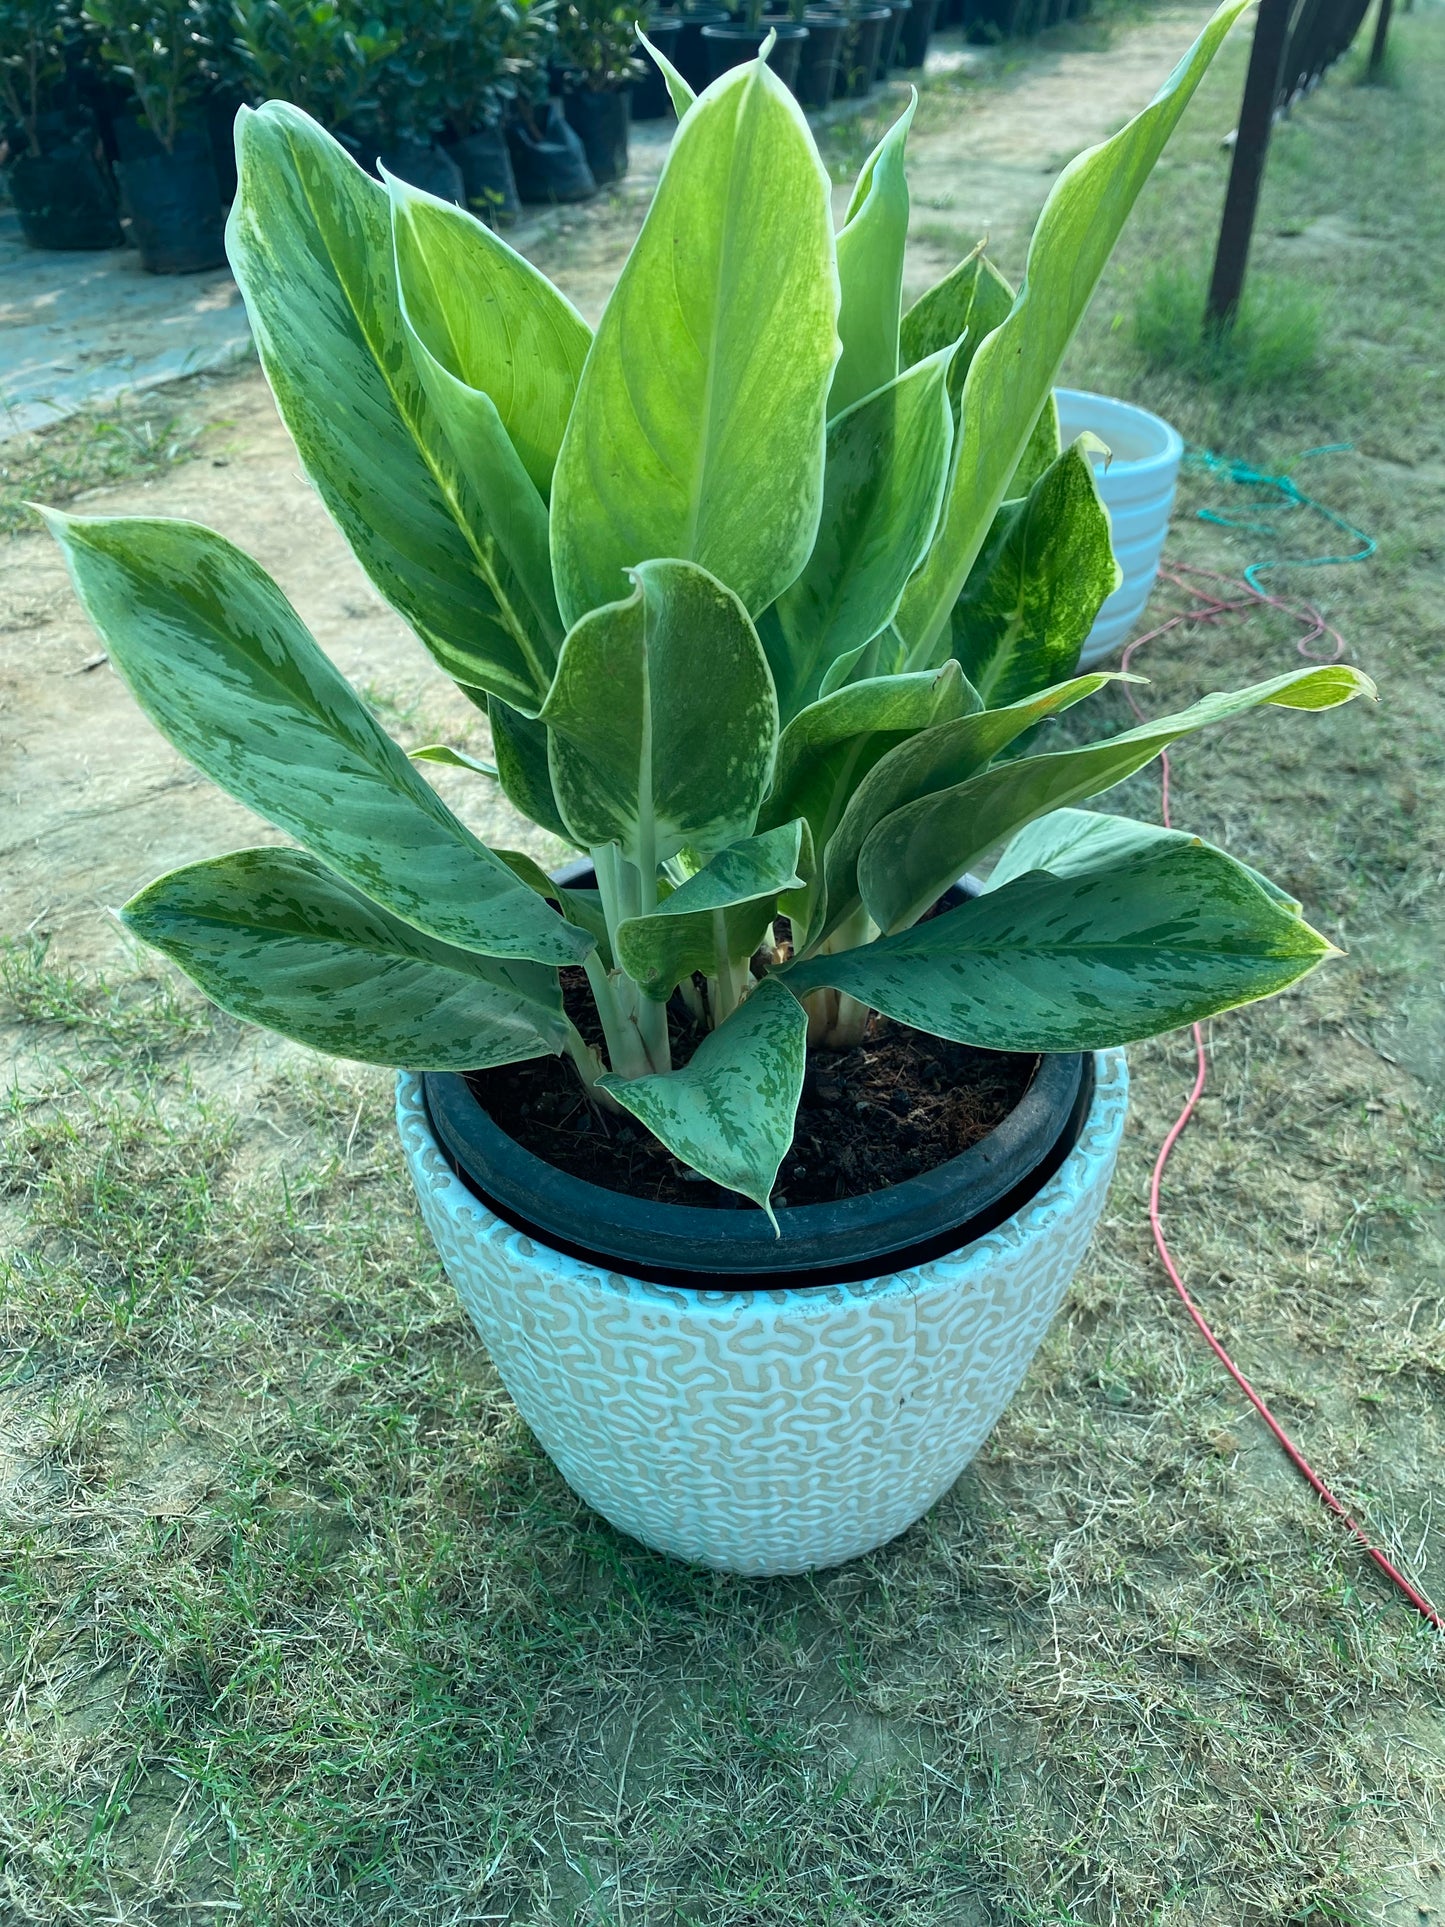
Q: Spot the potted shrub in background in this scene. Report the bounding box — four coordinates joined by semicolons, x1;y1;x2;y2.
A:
0;0;123;247
430;0;538;225
875;0;910;77
554;0;641;186
230;0;398;174
360;0;469;202
505;2;596;206
47;8;1374;1577
83;0;227;268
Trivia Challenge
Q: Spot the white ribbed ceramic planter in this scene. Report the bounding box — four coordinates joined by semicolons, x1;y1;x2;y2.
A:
1055;387;1183;667
397;1050;1128;1576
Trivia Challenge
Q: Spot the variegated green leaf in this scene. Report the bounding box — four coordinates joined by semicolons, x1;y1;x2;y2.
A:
831;95;914;419
387;170;589;498
772;346;957;722
758;664;972;944
227;103;571;712
410;743;499;778
492;849;613;959
898;243;1059;494
615;820;807;998
44;511;592;967
541;559;778;867
549;57;839;627
389;177;582;694
123;848;568;1068
816;671;1123;946
487;696;577;846
858;664;1377;934
896;0;1250;664
785;836;1333;1051
762;663;974;841
985;806;1303;912
951;438;1120;707
598;975;807;1218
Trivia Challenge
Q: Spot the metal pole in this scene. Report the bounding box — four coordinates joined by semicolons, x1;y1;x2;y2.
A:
1205;0;1294;327
1368;0;1394;72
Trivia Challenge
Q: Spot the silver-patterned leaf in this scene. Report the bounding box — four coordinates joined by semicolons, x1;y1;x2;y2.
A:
44;510;592;966
772;346;957;722
123;848;568;1068
598;976;807;1219
541;559;779;866
985;806;1303;912
816;670;1122;946
895;0;1250;665
785;837;1333;1051
228;103;565;710
857;664;1376;934
898;242;1059;494
831;95;913;418
615;820;807;998
549;58;839;626
951;438;1121;707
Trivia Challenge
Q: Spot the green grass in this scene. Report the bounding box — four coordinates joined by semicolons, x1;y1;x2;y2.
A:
1131;261;1324;391
0;385;234;538
3;11;1445;1925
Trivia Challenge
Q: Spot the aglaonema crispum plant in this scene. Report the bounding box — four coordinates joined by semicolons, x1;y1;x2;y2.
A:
45;4;1374;1221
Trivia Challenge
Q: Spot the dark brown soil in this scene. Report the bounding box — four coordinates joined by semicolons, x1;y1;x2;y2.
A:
466;969;1038;1211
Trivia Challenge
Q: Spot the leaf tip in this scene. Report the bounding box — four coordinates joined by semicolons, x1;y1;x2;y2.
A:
28;501;70;538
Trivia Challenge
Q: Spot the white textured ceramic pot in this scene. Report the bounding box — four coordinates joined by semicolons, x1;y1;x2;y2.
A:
395;1049;1128;1577
1055;387;1184;667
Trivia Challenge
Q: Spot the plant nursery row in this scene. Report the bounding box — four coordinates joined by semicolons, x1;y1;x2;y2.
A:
1;0;1088;271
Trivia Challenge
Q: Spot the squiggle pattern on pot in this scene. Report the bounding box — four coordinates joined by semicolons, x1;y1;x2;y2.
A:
396;1050;1128;1576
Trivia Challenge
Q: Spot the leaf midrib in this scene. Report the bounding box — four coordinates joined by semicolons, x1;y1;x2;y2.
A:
285;133;549;700
142;897;557;999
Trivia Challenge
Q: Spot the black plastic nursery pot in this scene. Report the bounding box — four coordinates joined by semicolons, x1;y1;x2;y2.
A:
562;84;631;186
113;127;226;273
792;9;847;104
445;126;521;226
875;0;911;74
632;12;684;116
378;139;466;205
673;4;732;88
3;144;123;250
420;873;1091;1290
205;89;245;203
961;0;1020;40
898;0;940;65
507;99;598;204
835;7;891;95
702;20;808;88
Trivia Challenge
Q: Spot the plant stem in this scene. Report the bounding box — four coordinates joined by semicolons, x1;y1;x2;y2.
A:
708;908;751;1024
801;904;877;1050
587;842;670;1077
563;1019;623;1113
583;951;651;1081
634;990;671;1074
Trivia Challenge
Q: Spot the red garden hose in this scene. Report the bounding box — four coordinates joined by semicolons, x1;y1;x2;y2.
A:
1118;564;1443;1633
